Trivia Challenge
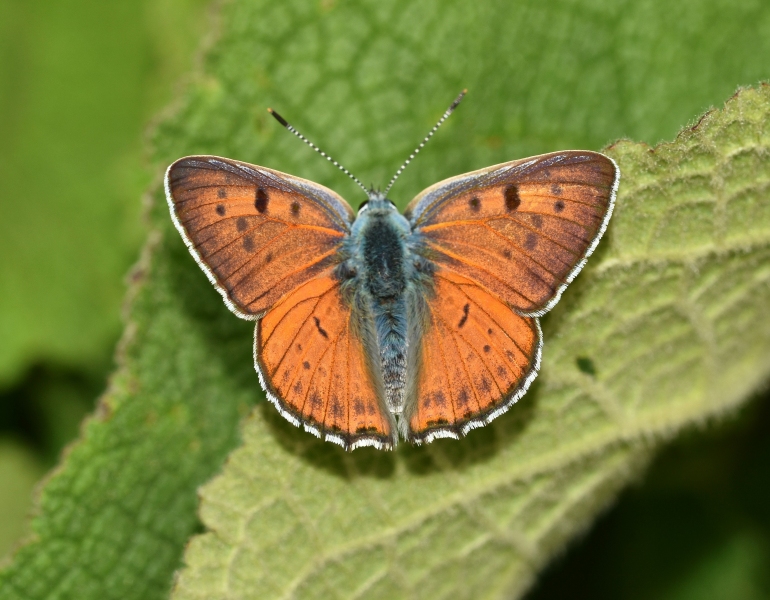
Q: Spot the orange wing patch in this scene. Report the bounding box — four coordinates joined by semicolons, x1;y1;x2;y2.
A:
256;272;394;450
406;269;541;444
166;156;352;317
408;151;618;315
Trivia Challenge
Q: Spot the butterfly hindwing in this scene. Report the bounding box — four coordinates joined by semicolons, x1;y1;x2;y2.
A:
405;268;541;443
405;151;619;315
165;155;353;317
256;272;394;449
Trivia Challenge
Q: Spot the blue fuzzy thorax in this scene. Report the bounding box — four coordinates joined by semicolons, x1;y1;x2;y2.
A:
340;194;414;414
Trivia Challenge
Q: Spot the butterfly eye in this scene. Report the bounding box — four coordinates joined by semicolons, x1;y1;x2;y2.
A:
358;200;370;213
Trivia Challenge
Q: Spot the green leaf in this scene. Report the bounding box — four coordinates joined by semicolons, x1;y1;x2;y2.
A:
3;1;770;599
170;85;770;599
530;398;770;599
0;440;46;558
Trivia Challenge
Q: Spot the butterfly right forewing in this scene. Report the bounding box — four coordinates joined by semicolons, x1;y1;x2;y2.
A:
166;155;353;318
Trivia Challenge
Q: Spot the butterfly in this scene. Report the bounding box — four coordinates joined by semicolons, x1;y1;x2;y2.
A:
164;91;619;451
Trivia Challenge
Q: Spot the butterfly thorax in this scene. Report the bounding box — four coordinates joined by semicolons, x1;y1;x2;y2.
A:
344;195;413;414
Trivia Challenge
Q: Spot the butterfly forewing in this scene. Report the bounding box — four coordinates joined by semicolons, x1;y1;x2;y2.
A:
256;272;394;450
165;156;353;317
406;151;618;315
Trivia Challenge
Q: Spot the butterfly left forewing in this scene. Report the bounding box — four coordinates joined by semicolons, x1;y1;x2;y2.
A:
406;151;618;315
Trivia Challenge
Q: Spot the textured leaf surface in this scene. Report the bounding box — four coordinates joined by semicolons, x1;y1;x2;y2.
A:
0;440;46;557
171;86;770;599
3;1;770;599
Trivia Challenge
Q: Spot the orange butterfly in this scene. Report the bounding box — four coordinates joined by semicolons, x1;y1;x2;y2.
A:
165;91;619;451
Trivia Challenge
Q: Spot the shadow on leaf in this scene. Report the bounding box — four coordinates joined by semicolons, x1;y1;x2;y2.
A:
261;375;541;478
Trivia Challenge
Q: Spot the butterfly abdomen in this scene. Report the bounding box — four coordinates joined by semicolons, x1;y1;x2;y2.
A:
351;200;413;414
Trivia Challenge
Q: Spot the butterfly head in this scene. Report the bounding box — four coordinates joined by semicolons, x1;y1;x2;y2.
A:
358;190;397;215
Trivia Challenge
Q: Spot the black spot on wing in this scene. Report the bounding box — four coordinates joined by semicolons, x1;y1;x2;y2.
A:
255;187;269;213
313;316;329;339
554;200;565;213
303;361;310;370
524;233;538;250
309;392;323;410
469;196;481;212
291;201;301;215
243;235;255;252
457;387;470;408
458;303;470;328
216;204;226;216
236;217;248;232
217;188;227;199
329;397;345;418
505;185;520;211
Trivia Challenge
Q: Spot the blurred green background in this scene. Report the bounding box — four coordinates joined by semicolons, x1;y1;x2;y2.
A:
0;0;769;597
0;0;209;555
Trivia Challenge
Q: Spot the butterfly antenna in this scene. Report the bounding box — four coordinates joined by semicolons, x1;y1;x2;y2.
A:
383;89;467;196
268;108;369;195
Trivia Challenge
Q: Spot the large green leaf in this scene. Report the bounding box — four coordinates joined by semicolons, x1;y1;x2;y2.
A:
2;1;770;599
531;396;770;599
170;85;770;599
0;440;46;557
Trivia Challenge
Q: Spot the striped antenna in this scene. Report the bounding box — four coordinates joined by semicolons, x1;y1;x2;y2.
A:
268;108;368;194
383;89;467;196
